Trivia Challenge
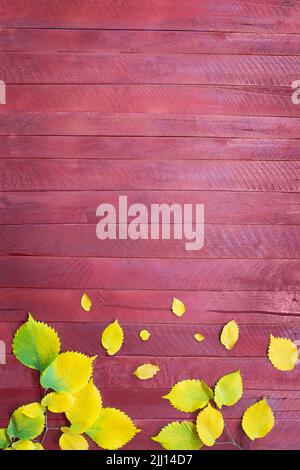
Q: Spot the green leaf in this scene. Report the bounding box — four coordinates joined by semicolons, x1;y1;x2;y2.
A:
12;313;60;372
7;403;45;440
163;380;213;412
214;370;243;408
0;429;10;449
152;421;203;450
86;408;140;450
40;352;96;394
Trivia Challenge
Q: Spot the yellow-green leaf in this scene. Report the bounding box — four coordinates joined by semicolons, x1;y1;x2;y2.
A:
268;334;299;371
59;431;89;450
66;379;102;434
152;421;203;450
41;392;76;413
0;429;9;449
7;404;45;440
81;293;92;312
139;329;151;341
194;333;205;342
133;363;160;380
12;440;44;450
12;313;60;372
101;320;124;356
40;352;96;394
196;404;224;447
220;320;239;350
214;370;243;408
86;408;140;450
20;402;44;419
242;398;274;440
163;379;213;412
171;297;185;317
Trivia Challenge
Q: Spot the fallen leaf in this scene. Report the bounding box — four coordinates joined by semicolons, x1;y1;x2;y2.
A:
101;320;124;356
220;320;239;350
12;440;44;450
242;398;274;440
41;392;75;413
268;334;299;371
196;403;224;447
139;329;151;341
214;370;243;408
194;333;205;342
59;431;89;450
133;363;160;380
81;293;92;312
171;298;185;317
7;405;45;441
152;421;203;450
66;379;102;434
163;379;213;412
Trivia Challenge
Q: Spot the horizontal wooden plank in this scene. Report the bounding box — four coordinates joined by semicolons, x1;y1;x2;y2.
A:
0;257;299;290
1;136;300;161
1;160;299;192
1;53;300;86
1;191;299;225
2;112;300;138
0;355;298;391
3;85;300;117
1;321;299;358
1;29;300;55
1;224;299;259
1;0;300;33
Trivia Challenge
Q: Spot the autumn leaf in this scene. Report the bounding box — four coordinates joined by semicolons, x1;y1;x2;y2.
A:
59;430;89;450
242;398;275;440
196;404;224;447
133;364;160;380
86;408;140;450
194;333;205;342
41;392;76;413
163;380;213;412
268;334;299;371
171;298;185;317
152;421;203;450
214;370;243;408
66;380;102;434
40;352;96;394
139;329;151;341
81;293;92;312
12;313;60;372
12;440;44;450
220;320;239;350
101;320;124;356
0;429;10;449
7;404;45;441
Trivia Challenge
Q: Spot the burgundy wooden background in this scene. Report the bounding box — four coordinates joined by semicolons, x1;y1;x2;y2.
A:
0;0;300;450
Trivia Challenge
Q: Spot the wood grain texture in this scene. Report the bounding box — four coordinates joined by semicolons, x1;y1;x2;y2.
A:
1;0;300;33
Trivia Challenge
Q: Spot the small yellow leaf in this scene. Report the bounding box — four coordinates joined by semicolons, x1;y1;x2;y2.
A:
163;380;213;412
152;421;203;450
59;431;89;450
139;329;151;341
12;440;44;451
242;398;275;440
171;297;185;317
20;403;44;419
101;320;124;356
194;333;205;342
81;293;92;312
220;320;239;350
41;392;75;413
214;370;243;408
196;404;224;447
268;334;299;371
66;380;102;434
133;363;160;380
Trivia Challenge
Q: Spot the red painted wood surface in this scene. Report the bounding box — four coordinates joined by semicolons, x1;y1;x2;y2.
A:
0;0;299;451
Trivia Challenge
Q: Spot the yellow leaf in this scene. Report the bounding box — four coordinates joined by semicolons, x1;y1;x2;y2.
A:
81;293;92;312
101;320;124;356
7;405;45;440
40;352;96;394
41;392;75;413
214;370;243;408
268;334;299;371
194;333;205;342
20;402;44;419
152;421;203;450
220;320;239;350
12;440;44;450
59;431;89;450
86;407;140;450
163;379;213;412
196;404;224;447
133;363;160;380
66;380;102;434
171;297;185;317
139;329;151;341
242;398;275;440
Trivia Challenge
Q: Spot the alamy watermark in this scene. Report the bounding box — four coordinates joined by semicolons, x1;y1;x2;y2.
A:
291;80;300;104
0;341;6;365
96;196;204;251
0;80;6;104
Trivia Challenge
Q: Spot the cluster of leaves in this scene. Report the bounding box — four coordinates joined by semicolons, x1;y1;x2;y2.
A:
0;314;140;451
151;371;274;450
